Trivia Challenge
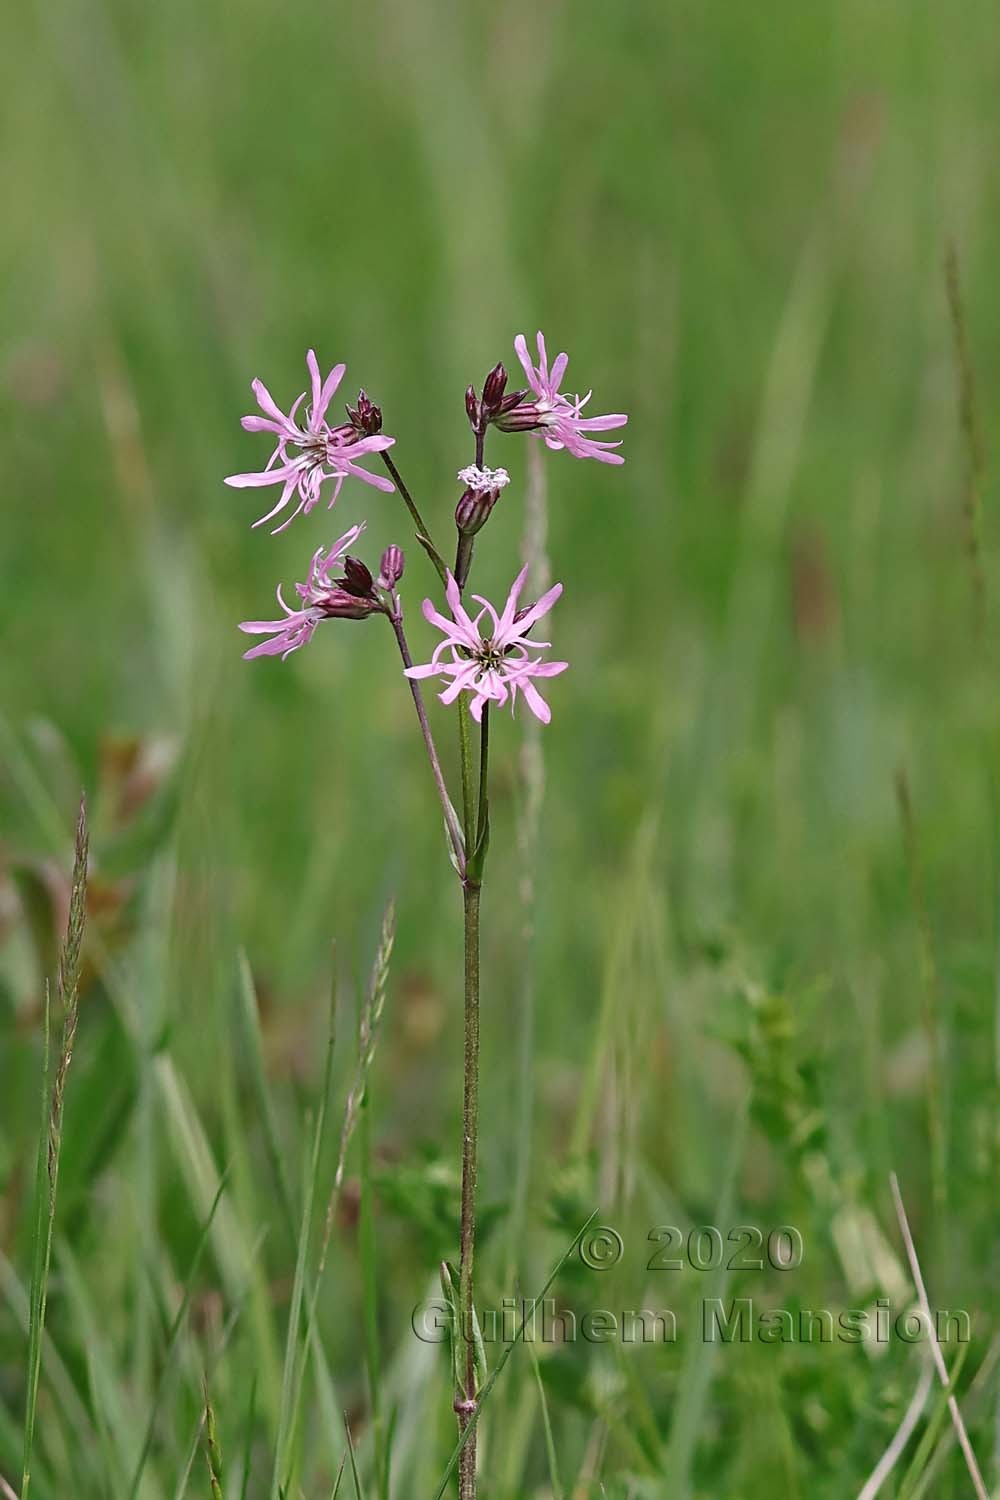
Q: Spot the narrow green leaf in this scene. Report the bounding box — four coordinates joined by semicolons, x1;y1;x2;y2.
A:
22;796;89;1500
432;1210;599;1500
343;1417;364;1500
270;992;338;1499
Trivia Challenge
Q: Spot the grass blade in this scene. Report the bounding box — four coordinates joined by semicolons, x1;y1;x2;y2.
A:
126;1173;231;1500
21;796;89;1500
202;1383;224;1500
235;951;298;1252
431;1210;599;1500
343;1419;363;1500
270;986;339;1498
896;1344;971;1500
358;1092;385;1500
328;1454;347;1499
889;1174;988;1499
527;1340;562;1500
319;901;396;1276
276;900;396;1494
237;1377;257;1500
857;1360;933;1500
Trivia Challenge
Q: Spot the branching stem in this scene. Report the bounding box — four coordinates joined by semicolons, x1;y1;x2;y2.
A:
380;452;448;583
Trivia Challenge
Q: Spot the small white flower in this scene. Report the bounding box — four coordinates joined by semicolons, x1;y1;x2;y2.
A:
456;464;511;492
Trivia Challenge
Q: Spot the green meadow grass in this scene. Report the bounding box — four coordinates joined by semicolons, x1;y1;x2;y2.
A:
2;0;999;1494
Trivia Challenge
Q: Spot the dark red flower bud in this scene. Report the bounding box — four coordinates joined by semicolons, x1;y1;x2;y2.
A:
497;388;529;415
347;389;383;436
494;401;547;434
455;483;502;537
481;361;508;412
341;556;375;596
378;544;405;589
465;385;481;430
318;588;381;620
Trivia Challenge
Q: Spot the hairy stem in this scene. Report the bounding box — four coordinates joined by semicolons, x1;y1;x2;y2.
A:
453;424;491;1499
390;613;466;874
456;704;490;1500
457;875;481;1499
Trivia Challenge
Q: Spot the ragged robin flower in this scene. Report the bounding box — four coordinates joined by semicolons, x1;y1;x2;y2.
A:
404;566;567;724
225;351;396;532
495;330;627;464
239;523;383;660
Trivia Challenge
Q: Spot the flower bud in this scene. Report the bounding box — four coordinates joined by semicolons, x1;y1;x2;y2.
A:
347;389;383;436
318;588;381;620
341;555;375;596
378;544;405;589
465;384;481;430
454;465;510;536
497;388;529;415
455;487;496;537
481;361;508;412
494;401;547;434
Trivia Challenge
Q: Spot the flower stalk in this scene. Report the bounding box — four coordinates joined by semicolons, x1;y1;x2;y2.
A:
456;873;481;1497
379;450;449;584
389;611;466;875
454;700;489;1499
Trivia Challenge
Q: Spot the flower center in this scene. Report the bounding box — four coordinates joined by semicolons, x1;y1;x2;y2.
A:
473;639;513;674
295;435;327;467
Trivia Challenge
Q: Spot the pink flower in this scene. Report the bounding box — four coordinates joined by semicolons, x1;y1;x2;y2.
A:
404;567;568;724
239;523;382;660
499;331;627;464
225;351;396;533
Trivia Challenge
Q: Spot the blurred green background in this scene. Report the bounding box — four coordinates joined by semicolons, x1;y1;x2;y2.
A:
3;0;1000;1495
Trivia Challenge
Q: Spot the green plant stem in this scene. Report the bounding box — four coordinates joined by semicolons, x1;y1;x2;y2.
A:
476;705;489;845
457;702;475;850
380;452;448;583
456;704;490;1500
453;425;491;1500
390;613;466;873
457;875;481;1500
454;533;475;590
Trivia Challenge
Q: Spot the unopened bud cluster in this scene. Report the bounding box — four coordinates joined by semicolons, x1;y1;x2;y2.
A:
347;389;383;437
465;362;528;436
318;541;407;618
319;551;383;619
